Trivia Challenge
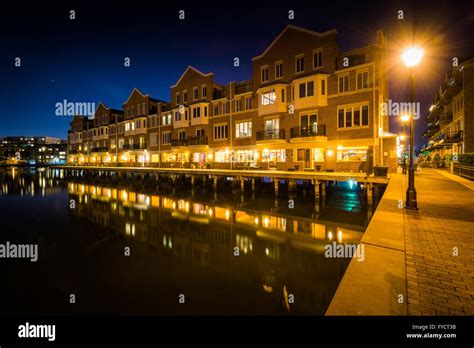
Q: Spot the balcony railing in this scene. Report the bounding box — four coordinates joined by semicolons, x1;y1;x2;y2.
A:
444;130;463;143
91;147;108;153
453;163;474;181
132;143;147;150
290;125;326;138
187;136;208;146
121;143;147;150
171;136;208;147
235;80;253;95
171;139;187;147
256;129;285;141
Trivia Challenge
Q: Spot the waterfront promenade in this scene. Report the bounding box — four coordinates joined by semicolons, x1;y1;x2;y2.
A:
327;168;474;315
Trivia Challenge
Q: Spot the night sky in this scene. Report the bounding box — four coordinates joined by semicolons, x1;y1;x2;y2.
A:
1;0;473;149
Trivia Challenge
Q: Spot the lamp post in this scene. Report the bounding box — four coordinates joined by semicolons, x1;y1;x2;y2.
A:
402;47;423;210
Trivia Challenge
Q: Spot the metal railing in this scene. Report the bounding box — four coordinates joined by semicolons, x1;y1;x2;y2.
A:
453;163;474;181
171;136;208;147
91;147;108;153
171;139;187;147
256;129;285;141
290;125;326;138
187;136;208;146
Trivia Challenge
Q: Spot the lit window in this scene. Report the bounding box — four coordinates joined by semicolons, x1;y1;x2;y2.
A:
261;90;276;105
235;121;252;138
337;149;368;161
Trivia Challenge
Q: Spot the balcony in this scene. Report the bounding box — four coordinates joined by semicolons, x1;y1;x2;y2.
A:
235;80;253;95
444;130;463;144
440;111;453;123
187;136;208;146
423;125;440;139
133;143;147;150
290;125;326;138
256;129;285;142
171;139;187;147
170;137;208;147
91;147;108;153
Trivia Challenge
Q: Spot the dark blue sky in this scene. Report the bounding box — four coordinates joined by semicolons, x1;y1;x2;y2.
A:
1;0;473;148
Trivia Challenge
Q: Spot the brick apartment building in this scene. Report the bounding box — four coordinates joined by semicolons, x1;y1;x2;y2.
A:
423;58;474;157
67;25;398;172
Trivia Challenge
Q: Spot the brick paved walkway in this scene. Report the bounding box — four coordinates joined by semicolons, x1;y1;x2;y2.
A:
403;169;474;315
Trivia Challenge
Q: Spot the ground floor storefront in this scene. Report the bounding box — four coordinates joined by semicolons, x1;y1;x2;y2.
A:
67;136;399;173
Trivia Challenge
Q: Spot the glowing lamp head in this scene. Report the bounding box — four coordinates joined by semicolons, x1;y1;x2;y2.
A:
400;114;410;123
402;47;424;68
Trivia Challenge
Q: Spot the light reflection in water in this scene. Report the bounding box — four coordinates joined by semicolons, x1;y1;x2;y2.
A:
0;167;382;315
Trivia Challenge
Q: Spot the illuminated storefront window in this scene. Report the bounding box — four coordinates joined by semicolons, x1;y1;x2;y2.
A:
235;150;254;162
337;148;367;161
215;150;231;163
313;148;325;162
262;149;286;162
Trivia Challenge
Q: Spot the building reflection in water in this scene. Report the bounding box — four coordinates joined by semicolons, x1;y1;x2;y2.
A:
0;167;375;315
66;180;364;315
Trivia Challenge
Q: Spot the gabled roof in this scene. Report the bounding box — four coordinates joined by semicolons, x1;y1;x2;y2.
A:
252;25;337;61
123;87;147;105
171;65;213;88
95;101;109;113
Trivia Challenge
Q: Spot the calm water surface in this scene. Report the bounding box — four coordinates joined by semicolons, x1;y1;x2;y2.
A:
0;166;383;315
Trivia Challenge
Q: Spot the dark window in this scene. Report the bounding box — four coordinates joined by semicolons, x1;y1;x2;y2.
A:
345;110;352;127
307;81;314;96
313;51;323;68
296;56;305;73
299;83;306;98
321;80;325;95
261;67;269;82
362;105;369;125
354;108;361;126
276;63;283;78
281;89;285;102
338;109;344;128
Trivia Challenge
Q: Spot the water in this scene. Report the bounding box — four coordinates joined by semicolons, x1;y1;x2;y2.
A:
0;166;382;315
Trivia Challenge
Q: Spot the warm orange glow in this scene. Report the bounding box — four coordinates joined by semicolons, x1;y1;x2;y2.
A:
400;114;410;123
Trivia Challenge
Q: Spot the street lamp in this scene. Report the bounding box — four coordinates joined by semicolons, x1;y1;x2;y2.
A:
402;46;423;210
400;116;409;174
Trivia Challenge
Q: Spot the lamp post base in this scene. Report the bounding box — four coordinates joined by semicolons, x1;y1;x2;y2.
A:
405;188;418;210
